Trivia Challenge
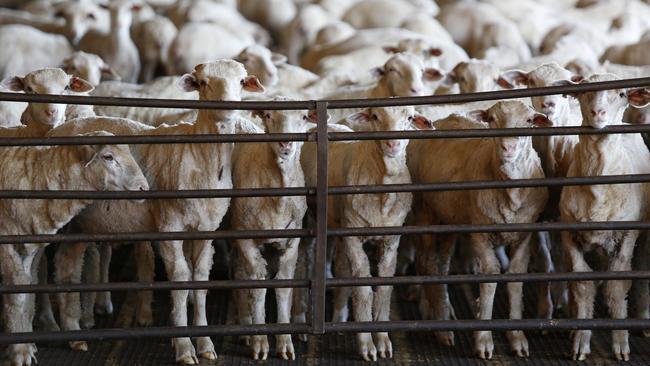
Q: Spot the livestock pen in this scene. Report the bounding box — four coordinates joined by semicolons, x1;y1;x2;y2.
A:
0;77;650;365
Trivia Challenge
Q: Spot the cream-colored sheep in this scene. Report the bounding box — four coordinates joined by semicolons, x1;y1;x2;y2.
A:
302;106;432;361
0;131;148;366
48;60;265;365
557;74;650;362
408;101;551;359
230;104;315;361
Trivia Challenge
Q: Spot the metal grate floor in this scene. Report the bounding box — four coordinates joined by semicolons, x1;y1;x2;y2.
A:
14;281;650;366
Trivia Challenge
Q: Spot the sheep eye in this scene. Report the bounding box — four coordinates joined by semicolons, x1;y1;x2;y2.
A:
526;118;532;123
102;154;114;162
371;114;379;120
240;79;245;85
619;92;626;98
265;113;271;119
87;13;96;20
408;115;414;121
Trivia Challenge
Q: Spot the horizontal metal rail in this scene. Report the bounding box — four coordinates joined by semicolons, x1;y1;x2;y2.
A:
1;271;648;294
2;319;650;344
0;221;647;244
2;174;648;199
3;124;650;147
0;77;647;110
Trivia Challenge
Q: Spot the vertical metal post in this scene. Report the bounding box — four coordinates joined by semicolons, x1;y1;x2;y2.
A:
311;101;329;334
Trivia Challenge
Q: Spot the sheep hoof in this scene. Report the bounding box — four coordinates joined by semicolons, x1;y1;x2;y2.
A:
276;334;295;360
373;332;393;359
357;333;377;362
94;301;113;315
199;351;218;360
643;330;650;338
70;341;88;352
251;335;269;361
177;355;199;365
474;331;493;360
507;331;529;358
612;330;630;361
435;331;455;347
9;343;37;366
571;330;591;361
173;338;198;365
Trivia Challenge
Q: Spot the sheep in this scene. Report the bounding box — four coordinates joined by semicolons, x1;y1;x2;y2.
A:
439;59;503;94
0;68;94;136
131;15;178;83
230;104;315;361
602;38;650;67
165;0;270;46
556;74;650;362
341;0;438;29
77;0;141;83
238;0;297;40
382;38;469;73
61;51;120;87
399;13;455;44
301;106;432;361
280;4;336;65
165;22;255;75
408;101;551;359
91;76;198;126
48;60;265;364
0;24;73;79
0;131;148;366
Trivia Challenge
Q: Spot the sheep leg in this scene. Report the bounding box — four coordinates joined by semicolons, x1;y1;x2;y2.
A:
54;242;89;351
372;236;399;359
235;239;268;360
292;236;310;342
471;233;500;360
159;240;197;365
81;245;99;329
633;233;650;336
0;245;38;366
505;237;532;358
342;236;377;362
535;231;554;322
423;234;455;346
275;238;299;360
332;237;351;324
36;249;59;332
605;232;636;361
189;240;216;360
134;242;155;327
95;243;113;315
562;231;595;361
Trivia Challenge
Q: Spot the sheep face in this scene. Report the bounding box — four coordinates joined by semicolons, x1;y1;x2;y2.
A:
499;63;577;126
178;60;264;119
53;2;104;44
559;74;650;129
1;68;94;127
79;132;149;193
470;101;552;162
374;53;443;97
62;52;119;86
445;60;500;93
253;108;314;160
237;45;286;88
346;106;432;158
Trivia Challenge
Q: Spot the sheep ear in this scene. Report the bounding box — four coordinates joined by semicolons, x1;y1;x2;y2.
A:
497;70;528;89
371;67;385;78
271;52;287;65
345;110;371;124
177;73;198;92
382;46;400;54
242;76;265;93
411;114;434;130
628;88;650;108
532;113;553;127
306;109;330;123
1;76;25;92
423;67;444;82
101;65;121;81
467;110;490;123
68;76;94;93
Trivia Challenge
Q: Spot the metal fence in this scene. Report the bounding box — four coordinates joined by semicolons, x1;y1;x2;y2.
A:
1;76;650;344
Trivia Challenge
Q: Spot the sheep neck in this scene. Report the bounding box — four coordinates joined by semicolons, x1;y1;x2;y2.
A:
367;141;406;179
267;144;302;188
576;133;623;177
490;140;540;207
19;110;54;136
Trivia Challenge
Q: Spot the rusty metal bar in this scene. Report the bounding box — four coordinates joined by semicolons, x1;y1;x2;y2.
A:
0;77;647;109
2;319;650;344
311;100;329;335
2;270;649;294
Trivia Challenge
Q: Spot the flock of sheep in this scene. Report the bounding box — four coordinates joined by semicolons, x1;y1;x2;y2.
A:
0;0;649;365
